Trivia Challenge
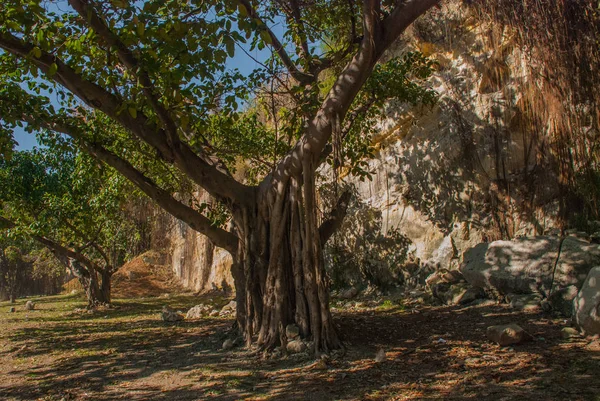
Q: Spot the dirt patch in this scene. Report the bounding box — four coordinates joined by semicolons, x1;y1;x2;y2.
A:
63;251;184;299
1;293;599;401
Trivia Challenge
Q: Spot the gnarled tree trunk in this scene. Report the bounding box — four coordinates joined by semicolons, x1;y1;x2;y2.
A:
69;260;111;308
232;162;342;352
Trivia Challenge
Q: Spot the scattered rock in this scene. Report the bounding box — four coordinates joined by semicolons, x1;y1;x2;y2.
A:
486;324;532;346
573;266;600;336
285;324;300;340
561;327;581;339
425;269;464;288
220;300;237;315
209;310;219;317
507;293;541;311
546;285;579;317
340;286;359;300
222;339;235;350
461;236;600;300
8;307;15;313
186;304;210;319
375;348;386;363
555;238;600;289
24;301;35;311
461;237;560;296
158;293;171;299
432;282;483;305
161;306;184;322
286;339;307;354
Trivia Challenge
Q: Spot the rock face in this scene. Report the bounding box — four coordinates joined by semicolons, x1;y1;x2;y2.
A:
486;324;531;346
547;285;579;317
574;266;600;336
460;237;600;300
169;215;235;293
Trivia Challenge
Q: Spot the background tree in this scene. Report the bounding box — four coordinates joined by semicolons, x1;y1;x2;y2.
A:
0;0;440;352
0;143;142;307
0;242;28;303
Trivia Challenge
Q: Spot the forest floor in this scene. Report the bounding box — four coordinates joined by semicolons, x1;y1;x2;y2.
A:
1;292;599;401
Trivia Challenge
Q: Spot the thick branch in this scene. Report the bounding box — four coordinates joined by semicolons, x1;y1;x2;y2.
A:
319;190;352;244
0;216;104;274
0;32;252;205
238;0;314;85
266;0;439;188
53;122;241;256
68;0;181;148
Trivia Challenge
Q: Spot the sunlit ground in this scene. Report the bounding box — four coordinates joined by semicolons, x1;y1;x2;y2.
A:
1;293;599;400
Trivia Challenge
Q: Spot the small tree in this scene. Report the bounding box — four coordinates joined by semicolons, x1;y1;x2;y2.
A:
0;244;28;303
0;147;140;307
0;0;440;351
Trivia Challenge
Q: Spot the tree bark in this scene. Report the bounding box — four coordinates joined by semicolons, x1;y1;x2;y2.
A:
231;163;342;354
68;260;109;308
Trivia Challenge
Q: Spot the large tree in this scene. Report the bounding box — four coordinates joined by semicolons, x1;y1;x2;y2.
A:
0;0;440;352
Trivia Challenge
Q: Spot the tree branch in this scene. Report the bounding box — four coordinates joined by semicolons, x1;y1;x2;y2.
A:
266;0;439;187
0;32;253;206
238;0;314;85
0;216;104;274
319;190;352;244
52;121;241;256
68;0;181;149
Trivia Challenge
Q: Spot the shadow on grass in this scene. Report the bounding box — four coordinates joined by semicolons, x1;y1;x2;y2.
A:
1;295;599;401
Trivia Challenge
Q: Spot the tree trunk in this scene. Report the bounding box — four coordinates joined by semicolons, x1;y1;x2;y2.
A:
9;293;15;303
232;163;341;354
69;260;110;308
99;270;112;305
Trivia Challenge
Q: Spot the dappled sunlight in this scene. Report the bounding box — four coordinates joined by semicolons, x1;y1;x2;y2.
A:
1;294;599;400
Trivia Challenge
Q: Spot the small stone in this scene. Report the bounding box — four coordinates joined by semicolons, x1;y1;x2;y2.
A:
186;304;209;319
220;300;237;314
24;301;35;311
340;286;359;300
507;293;541;312
222;339;235;350
561;327;581;339
8;307;15;313
161;306;184;322
285;324;300;340
486;324;532;346
209;310;219;317
375;348;386;363
286;339;307;354
311;359;328;370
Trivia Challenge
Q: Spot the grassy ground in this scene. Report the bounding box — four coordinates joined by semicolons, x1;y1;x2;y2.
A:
1;293;599;400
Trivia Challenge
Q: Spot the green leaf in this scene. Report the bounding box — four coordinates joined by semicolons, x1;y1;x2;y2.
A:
128;107;137;118
47;63;58;77
137;22;145;37
32;47;42;58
